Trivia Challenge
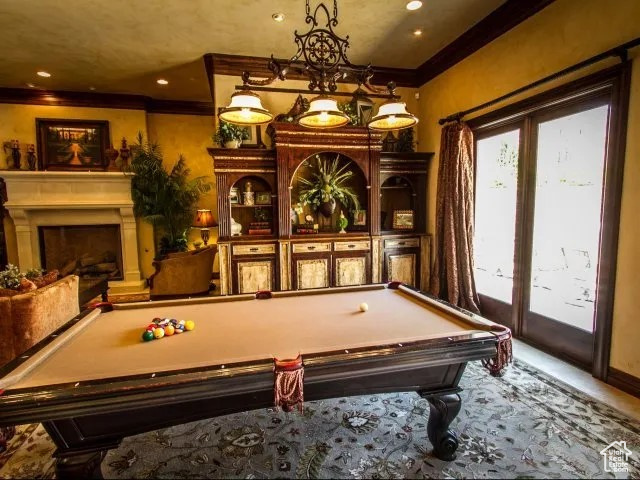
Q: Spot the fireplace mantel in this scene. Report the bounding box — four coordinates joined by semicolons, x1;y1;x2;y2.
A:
2;171;145;292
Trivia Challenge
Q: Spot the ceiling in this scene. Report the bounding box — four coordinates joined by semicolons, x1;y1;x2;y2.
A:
0;0;505;102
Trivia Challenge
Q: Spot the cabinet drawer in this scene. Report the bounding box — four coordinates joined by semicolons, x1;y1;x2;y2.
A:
333;240;370;252
232;244;276;256
292;242;332;253
384;238;420;249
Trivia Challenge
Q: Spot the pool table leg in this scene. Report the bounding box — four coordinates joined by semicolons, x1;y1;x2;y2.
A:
54;449;106;479
421;392;461;461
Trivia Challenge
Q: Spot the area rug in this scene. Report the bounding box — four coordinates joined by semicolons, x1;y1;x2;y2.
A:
1;360;638;479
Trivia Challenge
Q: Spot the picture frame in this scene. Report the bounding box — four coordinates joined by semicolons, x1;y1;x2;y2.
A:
392;210;414;230
36;119;110;171
243;125;266;149
353;209;367;226
255;191;271;205
229;187;240;204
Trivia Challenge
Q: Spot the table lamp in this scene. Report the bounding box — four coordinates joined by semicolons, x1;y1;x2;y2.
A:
193;209;217;246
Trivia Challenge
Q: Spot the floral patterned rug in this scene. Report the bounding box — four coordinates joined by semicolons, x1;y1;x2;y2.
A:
1;360;638;479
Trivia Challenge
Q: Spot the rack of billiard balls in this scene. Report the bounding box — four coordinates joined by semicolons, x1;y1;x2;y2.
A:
142;317;195;342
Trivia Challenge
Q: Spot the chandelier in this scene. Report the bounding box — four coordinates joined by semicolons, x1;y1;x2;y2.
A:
218;0;418;131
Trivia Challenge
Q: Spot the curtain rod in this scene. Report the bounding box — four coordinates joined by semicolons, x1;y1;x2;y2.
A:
438;36;640;125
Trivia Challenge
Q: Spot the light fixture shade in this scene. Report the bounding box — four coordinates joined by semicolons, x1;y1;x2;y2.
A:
367;100;418;131
219;91;273;126
193;209;217;228
298;95;350;129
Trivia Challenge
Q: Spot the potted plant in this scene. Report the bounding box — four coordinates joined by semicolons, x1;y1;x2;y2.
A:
213;121;250;148
125;133;212;256
298;154;361;218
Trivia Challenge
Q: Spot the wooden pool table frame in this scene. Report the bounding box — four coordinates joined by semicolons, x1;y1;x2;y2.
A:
0;284;508;479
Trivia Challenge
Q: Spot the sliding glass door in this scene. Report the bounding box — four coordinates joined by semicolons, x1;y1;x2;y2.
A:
472;87;625;369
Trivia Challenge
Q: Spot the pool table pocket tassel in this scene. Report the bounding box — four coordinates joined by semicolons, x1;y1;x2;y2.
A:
274;355;304;412
482;326;513;376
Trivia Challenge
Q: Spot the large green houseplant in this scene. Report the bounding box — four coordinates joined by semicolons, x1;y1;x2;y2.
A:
125;133;212;256
298;154;361;217
213;121;250;148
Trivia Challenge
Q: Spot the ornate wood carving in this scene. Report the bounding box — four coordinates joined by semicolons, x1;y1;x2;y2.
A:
387;253;417;287
334;256;367;286
294;257;330;290
236;259;274;294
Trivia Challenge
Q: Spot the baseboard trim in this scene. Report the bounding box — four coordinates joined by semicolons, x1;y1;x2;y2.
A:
608;367;640;398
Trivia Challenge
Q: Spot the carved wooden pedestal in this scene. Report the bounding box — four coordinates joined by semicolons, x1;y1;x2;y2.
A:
420;391;462;461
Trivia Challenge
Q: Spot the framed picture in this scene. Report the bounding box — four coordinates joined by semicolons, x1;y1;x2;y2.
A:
36;119;110;171
229;187;240;204
243;125;266;149
393;210;414;230
256;192;271;205
353;210;367;226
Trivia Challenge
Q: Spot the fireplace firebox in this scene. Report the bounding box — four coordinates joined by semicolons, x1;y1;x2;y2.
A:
38;225;123;281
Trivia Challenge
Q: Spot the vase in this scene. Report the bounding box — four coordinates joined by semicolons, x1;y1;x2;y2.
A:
10;141;21;169
26;144;37;171
230;217;242;236
224;140;241;149
337;211;348;234
319;198;336;218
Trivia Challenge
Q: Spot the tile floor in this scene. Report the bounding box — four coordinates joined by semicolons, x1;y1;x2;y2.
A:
513;338;640;420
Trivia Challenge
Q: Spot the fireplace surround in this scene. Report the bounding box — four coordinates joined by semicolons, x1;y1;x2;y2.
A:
1;171;145;292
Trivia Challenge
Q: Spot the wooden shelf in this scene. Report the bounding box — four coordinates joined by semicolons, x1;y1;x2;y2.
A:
231;204;272;208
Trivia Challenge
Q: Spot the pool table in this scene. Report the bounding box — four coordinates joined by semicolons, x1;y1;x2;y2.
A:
0;283;511;478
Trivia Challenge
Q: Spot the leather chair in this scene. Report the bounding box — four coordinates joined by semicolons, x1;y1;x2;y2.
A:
149;246;216;300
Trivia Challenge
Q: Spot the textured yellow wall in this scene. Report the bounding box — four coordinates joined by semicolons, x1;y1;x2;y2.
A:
417;0;640;376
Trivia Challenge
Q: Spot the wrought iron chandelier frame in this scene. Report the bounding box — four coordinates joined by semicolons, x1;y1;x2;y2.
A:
239;0;398;99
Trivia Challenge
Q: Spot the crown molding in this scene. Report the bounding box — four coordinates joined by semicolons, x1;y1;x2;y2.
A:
0;88;214;116
416;0;556;84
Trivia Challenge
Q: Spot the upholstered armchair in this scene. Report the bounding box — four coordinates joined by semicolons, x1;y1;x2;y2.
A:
0;275;79;369
149;246;216;300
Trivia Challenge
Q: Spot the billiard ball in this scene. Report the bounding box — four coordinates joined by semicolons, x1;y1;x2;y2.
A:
142;330;155;342
164;325;175;336
359;302;368;312
153;328;165;339
184;320;195;331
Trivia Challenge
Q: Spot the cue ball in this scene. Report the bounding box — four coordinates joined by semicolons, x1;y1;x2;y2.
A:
359;302;368;312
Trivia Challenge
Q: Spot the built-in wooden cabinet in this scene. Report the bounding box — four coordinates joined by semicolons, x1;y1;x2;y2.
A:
209;124;432;295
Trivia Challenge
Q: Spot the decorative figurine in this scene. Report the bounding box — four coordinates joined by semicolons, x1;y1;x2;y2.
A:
106;144;120;171
243;181;255;206
26;144;37;170
230;217;242;236
337;211;348;234
10;140;21;169
119;137;130;168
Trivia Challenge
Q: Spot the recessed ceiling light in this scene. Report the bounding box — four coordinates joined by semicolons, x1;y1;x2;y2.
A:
406;1;423;11
26;83;36;88
157;79;169;85
37;71;51;77
413;29;423;36
272;12;285;22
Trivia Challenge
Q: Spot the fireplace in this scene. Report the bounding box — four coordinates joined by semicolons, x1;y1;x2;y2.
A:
39;225;124;281
1;171;145;292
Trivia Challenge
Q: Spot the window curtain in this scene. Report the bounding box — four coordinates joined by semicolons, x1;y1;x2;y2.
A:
430;122;480;313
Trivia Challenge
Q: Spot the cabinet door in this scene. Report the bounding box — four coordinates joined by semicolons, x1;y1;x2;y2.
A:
383;249;420;288
232;257;276;294
333;253;370;287
292;254;331;290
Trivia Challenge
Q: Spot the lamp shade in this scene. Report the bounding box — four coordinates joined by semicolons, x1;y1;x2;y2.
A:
193;209;217;228
298;95;350;129
219;91;273;126
367;99;418;131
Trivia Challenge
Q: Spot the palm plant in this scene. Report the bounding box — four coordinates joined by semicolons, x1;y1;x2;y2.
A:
298;154;361;217
125;133;212;255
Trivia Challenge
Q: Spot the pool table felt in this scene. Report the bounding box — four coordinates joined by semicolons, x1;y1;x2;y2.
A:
8;286;492;390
